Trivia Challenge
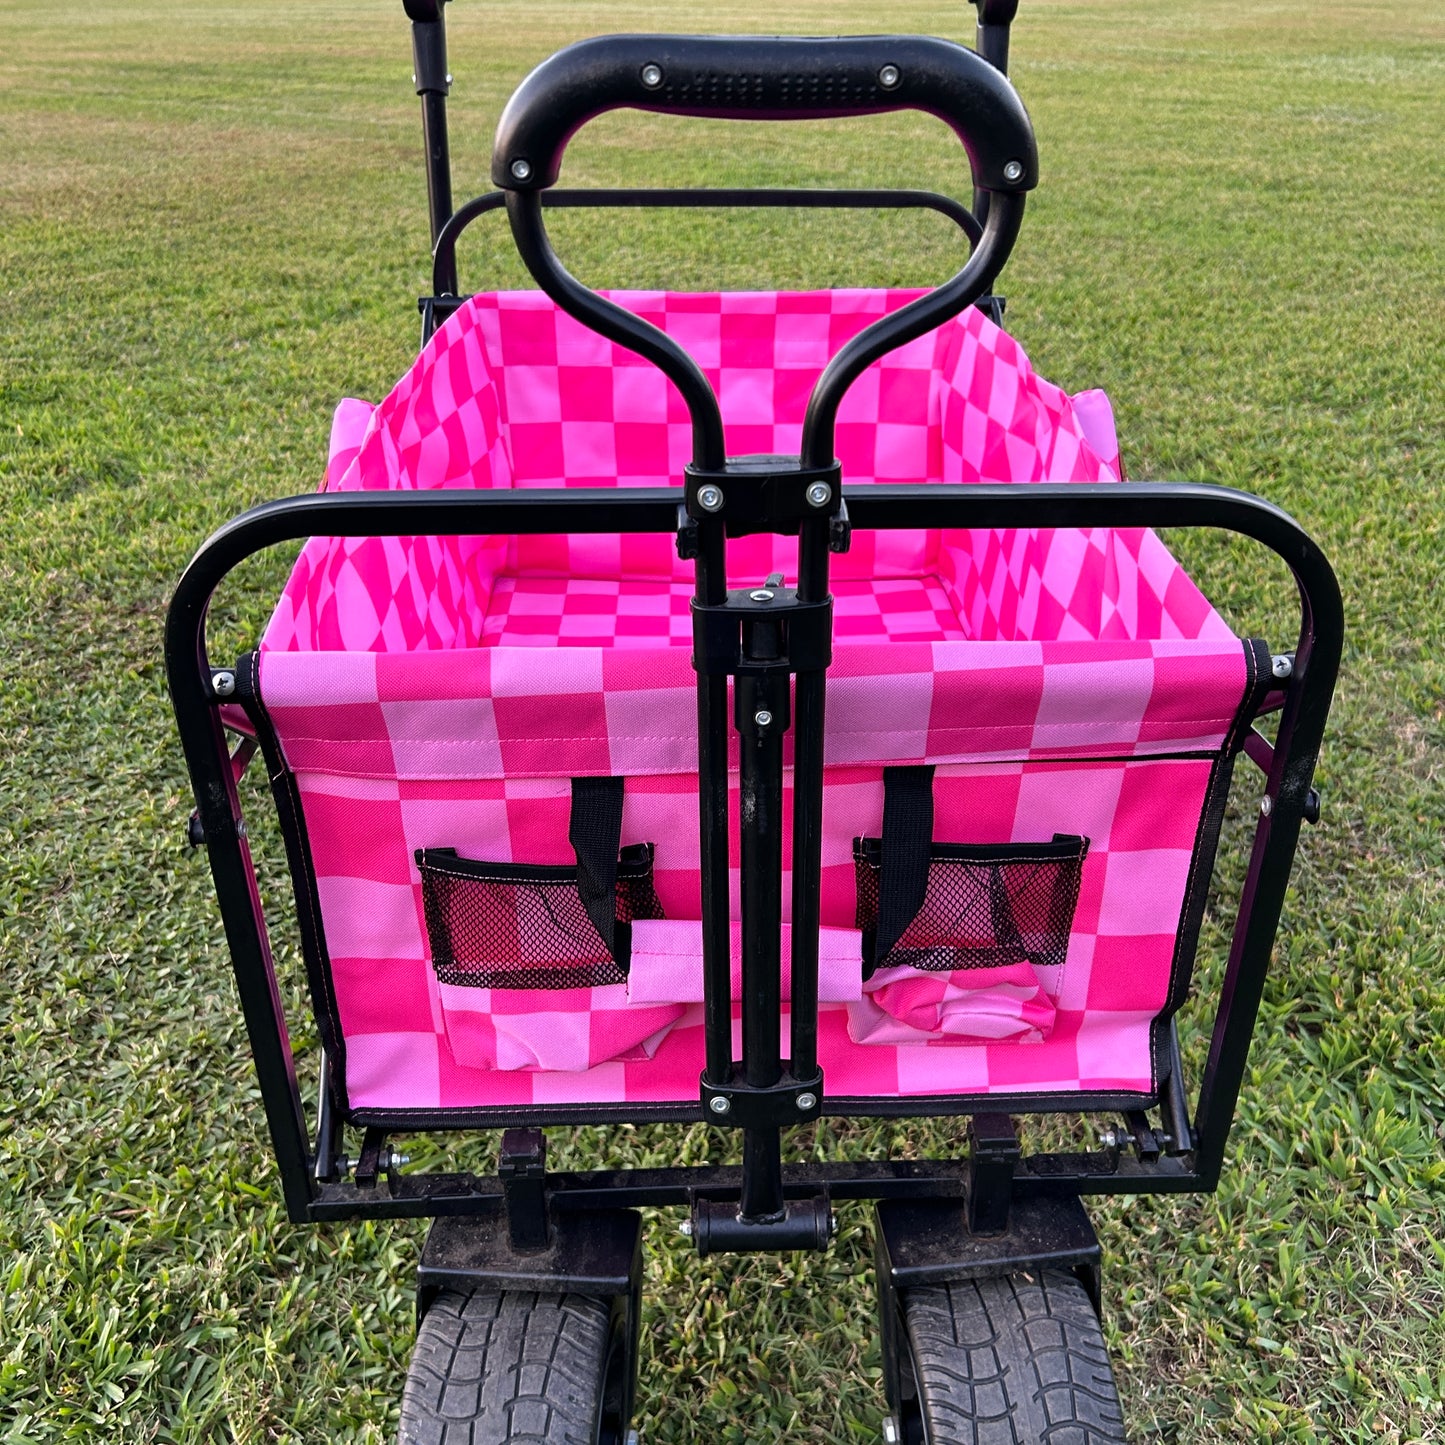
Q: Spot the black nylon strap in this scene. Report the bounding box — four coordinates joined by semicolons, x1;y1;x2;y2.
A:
569;776;625;958
874;765;936;969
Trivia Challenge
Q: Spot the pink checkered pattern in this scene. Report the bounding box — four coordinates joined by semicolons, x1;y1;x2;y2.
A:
251;289;1253;1112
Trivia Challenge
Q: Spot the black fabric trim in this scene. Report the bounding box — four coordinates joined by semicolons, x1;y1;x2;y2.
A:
873;765;935;971
347;1085;1162;1132
235;650;350;1115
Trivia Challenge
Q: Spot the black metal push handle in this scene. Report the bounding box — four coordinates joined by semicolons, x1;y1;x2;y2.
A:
492;34;1038;195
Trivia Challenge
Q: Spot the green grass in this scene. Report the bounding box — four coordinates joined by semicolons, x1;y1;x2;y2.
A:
1;0;1442;1439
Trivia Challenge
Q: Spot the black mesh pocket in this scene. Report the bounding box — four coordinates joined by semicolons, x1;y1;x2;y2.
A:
417;844;664;990
854;835;1089;975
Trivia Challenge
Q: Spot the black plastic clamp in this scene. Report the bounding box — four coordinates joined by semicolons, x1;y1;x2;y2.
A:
700;1063;824;1128
691;588;833;677
691;1194;833;1256
684;457;842;537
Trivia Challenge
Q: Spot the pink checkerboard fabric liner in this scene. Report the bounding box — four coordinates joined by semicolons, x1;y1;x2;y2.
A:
263;288;1231;656
287;755;1218;1109
247;287;1253;1112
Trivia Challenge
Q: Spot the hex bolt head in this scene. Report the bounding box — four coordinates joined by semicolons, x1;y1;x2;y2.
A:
1260;795;1274;817
696;484;725;513
749;588;775;603
877;64;901;89
1003;159;1026;183
882;1416;901;1445
796;1091;817;1112
805;481;833;508
510;158;532;182
754;710;773;729
1272;653;1294;679
677;1219;693;1237
211;671;236;697
640;63;664;88
708;1094;731;1115
1099;1127;1120;1149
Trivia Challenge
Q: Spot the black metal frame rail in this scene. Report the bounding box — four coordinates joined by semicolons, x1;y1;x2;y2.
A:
166;480;1341;1226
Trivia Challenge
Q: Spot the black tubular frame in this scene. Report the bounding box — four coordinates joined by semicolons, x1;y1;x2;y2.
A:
166;481;1341;1226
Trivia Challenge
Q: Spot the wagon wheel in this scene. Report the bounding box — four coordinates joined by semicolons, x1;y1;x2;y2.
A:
886;1271;1128;1444
398;1289;633;1445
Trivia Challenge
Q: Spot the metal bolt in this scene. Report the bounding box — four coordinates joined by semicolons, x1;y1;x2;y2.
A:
211;671;236;697
696;484;725;513
877;64;901;89
749;588;775;603
445;73;453;85
1003;159;1026;183
510;158;532;182
882;1416;901;1445
640;63;664;88
677;1219;693;1238
625;1432;641;1445
381;1149;411;1170
1271;653;1294;680
754;710;773;729
1260;795;1274;817
1099;1127;1121;1149
708;1095;731;1115
805;481;833;508
796;1092;817;1112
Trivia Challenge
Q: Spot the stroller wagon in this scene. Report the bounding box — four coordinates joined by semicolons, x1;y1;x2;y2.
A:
166;3;1342;1440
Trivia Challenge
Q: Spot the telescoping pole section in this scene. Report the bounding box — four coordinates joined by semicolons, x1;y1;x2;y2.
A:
404;0;455;285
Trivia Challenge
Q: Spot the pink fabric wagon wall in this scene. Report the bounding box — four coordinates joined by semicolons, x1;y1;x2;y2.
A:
252;289;1253;1116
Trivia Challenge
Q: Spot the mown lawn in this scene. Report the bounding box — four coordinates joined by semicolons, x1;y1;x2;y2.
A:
1;0;1442;1440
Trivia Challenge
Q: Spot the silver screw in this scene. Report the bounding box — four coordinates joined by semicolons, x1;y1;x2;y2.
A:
445;74;452;85
677;1219;693;1238
754;710;773;729
1260;795;1274;817
1003;159;1026;183
1099;1127;1121;1149
211;671;236;697
1272;654;1294;680
796;1092;817;1112
805;481;833;508
708;1095;731;1115
625;1432;641;1445
381;1149;411;1170
877;64;901;89
510;158;532;182
640;63;664;88
749;588;775;603
882;1416;901;1445
696;484;724;513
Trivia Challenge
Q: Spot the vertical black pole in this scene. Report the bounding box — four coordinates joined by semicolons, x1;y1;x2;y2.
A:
968;0;1017;229
736;603;789;1223
789;515;831;1079
408;3;455;284
694;520;734;1086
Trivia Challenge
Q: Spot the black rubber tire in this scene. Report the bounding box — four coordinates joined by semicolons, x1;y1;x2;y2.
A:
398;1289;622;1445
899;1271;1129;1444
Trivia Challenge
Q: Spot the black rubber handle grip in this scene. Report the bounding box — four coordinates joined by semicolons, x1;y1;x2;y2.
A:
492;34;1037;194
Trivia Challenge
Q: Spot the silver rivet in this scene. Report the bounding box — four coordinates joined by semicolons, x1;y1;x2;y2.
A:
877;64;900;89
677;1219;693;1237
1003;159;1026;183
211;671;236;697
749;588;775;603
1260;795;1274;817
805;481;832;508
1271;654;1294;679
640;63;664;89
796;1092;817;1111
882;1416;900;1445
510;158;532;182
708;1095;731;1115
754;710;773;729
445;74;452;85
696;484;724;513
